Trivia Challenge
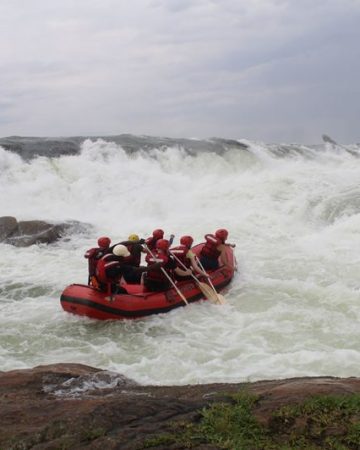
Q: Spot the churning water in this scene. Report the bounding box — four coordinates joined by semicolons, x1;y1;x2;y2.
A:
0;136;359;385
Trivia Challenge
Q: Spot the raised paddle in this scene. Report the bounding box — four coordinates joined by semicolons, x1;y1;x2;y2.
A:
195;256;226;305
143;244;189;306
169;251;223;304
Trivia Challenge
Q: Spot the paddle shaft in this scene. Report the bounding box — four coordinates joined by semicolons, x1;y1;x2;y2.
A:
144;245;189;306
195;256;225;304
170;251;225;304
169;251;201;284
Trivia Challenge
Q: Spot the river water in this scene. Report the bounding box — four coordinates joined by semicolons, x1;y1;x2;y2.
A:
0;136;359;385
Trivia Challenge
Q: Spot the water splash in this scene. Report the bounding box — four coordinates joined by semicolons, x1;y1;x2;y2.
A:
0;136;359;384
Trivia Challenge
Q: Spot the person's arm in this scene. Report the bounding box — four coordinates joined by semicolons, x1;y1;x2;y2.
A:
167;253;189;276
119;238;145;246
188;251;207;276
218;244;232;266
174;267;192;277
84;248;96;258
134;262;162;273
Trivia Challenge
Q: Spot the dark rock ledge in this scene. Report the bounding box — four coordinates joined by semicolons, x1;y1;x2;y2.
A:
0;216;90;246
0;363;359;449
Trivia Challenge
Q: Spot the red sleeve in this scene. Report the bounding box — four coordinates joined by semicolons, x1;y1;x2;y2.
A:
159;254;168;265
84;248;96;258
145;237;153;246
146;253;167;265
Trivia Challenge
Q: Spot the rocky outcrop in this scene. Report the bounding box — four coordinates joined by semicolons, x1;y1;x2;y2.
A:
0;364;359;449
0;216;90;246
0;216;18;241
0;135;249;160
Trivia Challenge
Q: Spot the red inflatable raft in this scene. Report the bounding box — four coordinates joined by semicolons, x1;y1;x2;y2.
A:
60;243;236;320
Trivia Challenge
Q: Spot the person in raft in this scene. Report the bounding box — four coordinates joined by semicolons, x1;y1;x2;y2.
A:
119;233;147;284
143;239;190;291
84;236;111;286
115;233;145;266
122;234;145;266
96;244;161;293
170;235;207;281
95;244;131;294
145;229;175;252
199;228;235;271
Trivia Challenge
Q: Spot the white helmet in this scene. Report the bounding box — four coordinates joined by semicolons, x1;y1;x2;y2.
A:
113;244;130;257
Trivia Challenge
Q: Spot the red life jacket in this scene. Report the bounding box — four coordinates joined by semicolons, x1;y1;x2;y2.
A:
96;254;123;283
200;234;221;260
146;252;175;282
170;245;191;268
84;247;109;277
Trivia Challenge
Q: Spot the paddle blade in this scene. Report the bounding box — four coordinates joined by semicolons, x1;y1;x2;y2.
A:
215;293;226;305
198;282;226;304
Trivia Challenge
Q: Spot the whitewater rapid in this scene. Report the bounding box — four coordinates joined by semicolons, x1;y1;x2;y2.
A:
0;137;359;385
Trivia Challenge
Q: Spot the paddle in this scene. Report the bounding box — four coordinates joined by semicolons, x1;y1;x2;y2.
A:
143;244;189;306
169;251;223;304
195;256;226;305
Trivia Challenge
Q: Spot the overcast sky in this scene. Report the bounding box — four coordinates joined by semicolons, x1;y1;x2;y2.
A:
1;0;359;143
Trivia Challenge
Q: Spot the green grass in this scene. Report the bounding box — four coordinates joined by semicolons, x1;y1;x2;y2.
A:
192;392;269;449
141;391;360;450
272;394;360;449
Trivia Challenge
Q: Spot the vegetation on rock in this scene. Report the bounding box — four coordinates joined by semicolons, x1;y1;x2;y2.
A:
143;391;360;449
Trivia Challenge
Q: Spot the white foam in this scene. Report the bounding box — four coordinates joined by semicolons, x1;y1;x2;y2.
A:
0;140;359;384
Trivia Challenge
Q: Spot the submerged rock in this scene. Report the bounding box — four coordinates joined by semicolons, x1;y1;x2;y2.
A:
0;216;91;246
0;363;359;449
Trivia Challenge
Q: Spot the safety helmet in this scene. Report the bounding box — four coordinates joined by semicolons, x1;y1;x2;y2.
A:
215;228;228;241
180;235;193;248
156;239;169;251
97;236;111;248
152;229;164;239
113;244;130;257
128;233;139;242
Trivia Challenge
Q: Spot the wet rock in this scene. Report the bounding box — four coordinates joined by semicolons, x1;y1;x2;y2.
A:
0;216;18;240
0;136;81;160
0;363;359;449
0;216;91;246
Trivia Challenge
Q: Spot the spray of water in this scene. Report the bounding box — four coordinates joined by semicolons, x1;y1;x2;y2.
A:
0;139;359;384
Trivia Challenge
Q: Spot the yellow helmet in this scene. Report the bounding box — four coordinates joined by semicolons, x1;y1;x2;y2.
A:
128;233;139;242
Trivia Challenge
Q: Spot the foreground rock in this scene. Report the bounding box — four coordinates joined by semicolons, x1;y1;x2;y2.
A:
0;216;90;246
0;364;359;449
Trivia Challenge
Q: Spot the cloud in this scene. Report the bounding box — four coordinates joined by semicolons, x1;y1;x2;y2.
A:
0;0;359;141
150;0;198;13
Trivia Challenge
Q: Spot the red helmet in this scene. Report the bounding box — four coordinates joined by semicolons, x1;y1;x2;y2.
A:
156;239;169;251
180;235;193;248
215;229;228;241
152;229;164;239
97;236;111;248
